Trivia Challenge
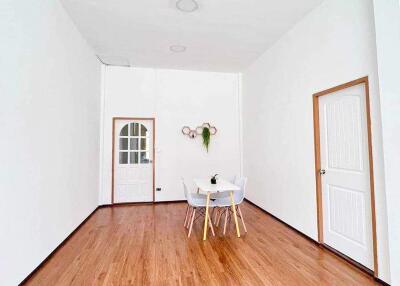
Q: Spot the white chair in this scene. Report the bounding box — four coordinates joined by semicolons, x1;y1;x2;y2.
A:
182;179;216;238
213;177;248;235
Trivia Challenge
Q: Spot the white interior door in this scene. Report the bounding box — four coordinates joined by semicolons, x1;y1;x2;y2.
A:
114;119;153;203
318;83;374;269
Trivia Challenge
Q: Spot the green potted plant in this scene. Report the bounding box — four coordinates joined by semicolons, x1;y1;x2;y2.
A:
211;174;218;184
202;127;211;152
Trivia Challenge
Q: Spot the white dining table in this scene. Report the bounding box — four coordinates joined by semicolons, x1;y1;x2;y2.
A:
194;178;241;240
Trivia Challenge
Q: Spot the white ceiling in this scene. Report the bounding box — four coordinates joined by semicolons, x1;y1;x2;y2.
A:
61;0;323;72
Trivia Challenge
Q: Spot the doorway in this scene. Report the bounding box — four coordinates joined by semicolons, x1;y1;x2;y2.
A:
112;117;155;204
313;77;378;275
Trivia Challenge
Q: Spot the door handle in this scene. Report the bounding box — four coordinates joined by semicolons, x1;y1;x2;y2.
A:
319;169;326;175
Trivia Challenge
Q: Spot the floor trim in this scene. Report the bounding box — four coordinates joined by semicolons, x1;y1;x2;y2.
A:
322;243;374;276
19;206;100;285
102;200;186;208
155;200;186;204
376;278;391;286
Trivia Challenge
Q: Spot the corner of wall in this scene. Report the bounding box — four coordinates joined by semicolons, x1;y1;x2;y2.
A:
98;64;107;205
238;73;244;178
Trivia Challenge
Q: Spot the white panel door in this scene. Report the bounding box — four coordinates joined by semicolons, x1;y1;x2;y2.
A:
318;83;373;269
114;119;153;203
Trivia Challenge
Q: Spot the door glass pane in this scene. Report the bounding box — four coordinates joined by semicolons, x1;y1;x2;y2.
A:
130;123;139;136
119;152;128;164
140;152;150;164
120;124;128;136
130;152;138;164
130;138;139;150
119;138;128;150
141;124;148;136
140;138;148;150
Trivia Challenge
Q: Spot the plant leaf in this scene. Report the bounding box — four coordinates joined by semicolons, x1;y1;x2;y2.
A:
202;127;211;152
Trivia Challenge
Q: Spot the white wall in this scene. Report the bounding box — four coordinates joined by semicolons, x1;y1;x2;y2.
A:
0;1;100;285
242;0;390;282
99;67;241;204
373;0;400;284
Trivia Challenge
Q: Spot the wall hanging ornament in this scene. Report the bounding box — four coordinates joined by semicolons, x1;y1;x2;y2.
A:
182;126;197;138
181;122;217;152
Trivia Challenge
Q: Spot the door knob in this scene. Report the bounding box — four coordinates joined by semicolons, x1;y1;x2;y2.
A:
319;169;326;175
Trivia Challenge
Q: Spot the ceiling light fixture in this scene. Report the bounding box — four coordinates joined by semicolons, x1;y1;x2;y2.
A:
169;45;187;53
176;0;199;12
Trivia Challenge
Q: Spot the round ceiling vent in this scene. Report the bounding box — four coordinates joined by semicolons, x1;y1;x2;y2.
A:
169;45;187;53
176;0;199;12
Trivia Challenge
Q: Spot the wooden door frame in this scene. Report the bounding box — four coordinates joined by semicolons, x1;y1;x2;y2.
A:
312;76;378;276
111;117;156;204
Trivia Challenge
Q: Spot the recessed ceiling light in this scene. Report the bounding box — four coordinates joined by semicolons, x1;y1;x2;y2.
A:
169;45;187;53
176;0;199;12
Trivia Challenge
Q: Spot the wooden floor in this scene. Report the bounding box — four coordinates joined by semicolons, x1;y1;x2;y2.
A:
24;202;381;285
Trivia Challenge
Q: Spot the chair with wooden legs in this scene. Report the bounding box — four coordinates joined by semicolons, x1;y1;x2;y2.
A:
182;179;216;238
213;177;248;235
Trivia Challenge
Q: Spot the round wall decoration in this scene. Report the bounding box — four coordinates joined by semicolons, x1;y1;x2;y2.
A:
188;130;197;138
182;126;191;135
182;123;217;139
209;126;217;135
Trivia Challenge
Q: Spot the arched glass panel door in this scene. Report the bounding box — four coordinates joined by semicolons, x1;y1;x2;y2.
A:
118;122;151;165
113;119;154;203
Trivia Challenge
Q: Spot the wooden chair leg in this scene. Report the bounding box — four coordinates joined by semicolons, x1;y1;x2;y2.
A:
186;207;193;228
223;208;229;235
208;215;215;236
184;205;189;227
188;208;196;237
213;208;219;223
237;205;247;233
216;209;223;227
